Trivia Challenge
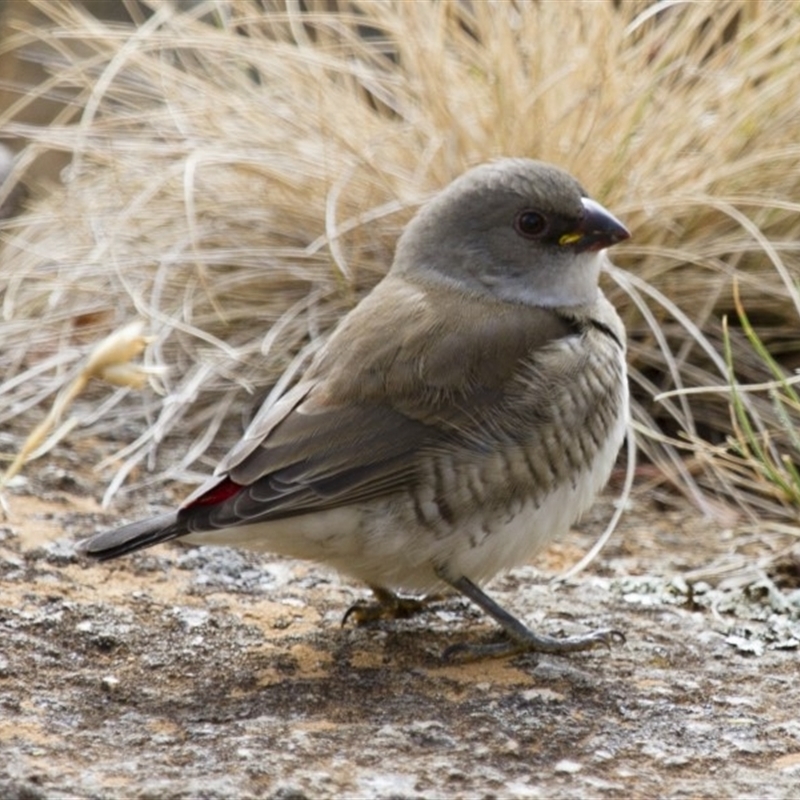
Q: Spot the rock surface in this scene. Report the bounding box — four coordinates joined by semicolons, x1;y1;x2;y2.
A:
1;443;799;799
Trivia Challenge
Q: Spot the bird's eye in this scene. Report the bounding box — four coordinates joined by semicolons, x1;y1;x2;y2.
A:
514;210;548;239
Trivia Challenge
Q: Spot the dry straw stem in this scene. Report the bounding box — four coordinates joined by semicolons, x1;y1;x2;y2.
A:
0;0;799;525
0;320;158;502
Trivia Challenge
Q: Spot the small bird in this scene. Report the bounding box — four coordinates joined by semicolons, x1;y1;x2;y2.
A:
81;158;630;659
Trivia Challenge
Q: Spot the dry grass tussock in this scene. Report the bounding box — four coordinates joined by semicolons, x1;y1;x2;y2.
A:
1;0;799;529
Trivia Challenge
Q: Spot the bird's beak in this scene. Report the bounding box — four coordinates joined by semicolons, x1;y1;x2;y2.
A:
559;197;630;253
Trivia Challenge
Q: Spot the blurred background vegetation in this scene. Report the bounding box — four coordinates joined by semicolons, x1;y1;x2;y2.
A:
1;0;799;532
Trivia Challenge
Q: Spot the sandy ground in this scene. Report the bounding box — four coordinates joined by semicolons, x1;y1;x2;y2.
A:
1;436;800;799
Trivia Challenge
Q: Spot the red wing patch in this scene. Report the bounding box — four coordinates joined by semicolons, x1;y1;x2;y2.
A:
186;477;244;508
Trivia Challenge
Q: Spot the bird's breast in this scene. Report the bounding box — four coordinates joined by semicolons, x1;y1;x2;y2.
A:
418;324;626;519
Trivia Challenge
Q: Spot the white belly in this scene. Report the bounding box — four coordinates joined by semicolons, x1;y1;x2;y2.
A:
184;397;628;594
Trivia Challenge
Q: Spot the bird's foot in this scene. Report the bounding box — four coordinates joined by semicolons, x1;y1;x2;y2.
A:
443;627;625;662
436;568;625;662
342;586;438;626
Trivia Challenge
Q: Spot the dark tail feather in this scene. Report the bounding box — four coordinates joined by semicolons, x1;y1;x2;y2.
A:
78;512;187;561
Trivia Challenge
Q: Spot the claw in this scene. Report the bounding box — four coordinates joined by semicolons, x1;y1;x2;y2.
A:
436;569;626;661
342;586;432;627
442;628;625;662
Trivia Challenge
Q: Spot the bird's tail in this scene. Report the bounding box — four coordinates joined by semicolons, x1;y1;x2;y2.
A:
78;512;187;561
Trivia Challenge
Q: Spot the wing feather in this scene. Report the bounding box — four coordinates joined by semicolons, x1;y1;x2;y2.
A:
179;277;587;532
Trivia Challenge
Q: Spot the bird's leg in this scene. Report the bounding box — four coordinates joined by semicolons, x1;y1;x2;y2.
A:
342;585;435;626
437;570;625;660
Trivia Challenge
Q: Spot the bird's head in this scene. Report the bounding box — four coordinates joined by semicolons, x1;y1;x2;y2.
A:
392;158;630;308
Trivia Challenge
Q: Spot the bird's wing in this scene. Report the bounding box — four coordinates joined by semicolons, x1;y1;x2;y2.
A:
179;277;579;532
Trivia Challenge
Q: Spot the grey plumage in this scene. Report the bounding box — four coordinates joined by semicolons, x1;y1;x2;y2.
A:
81;158;630;658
